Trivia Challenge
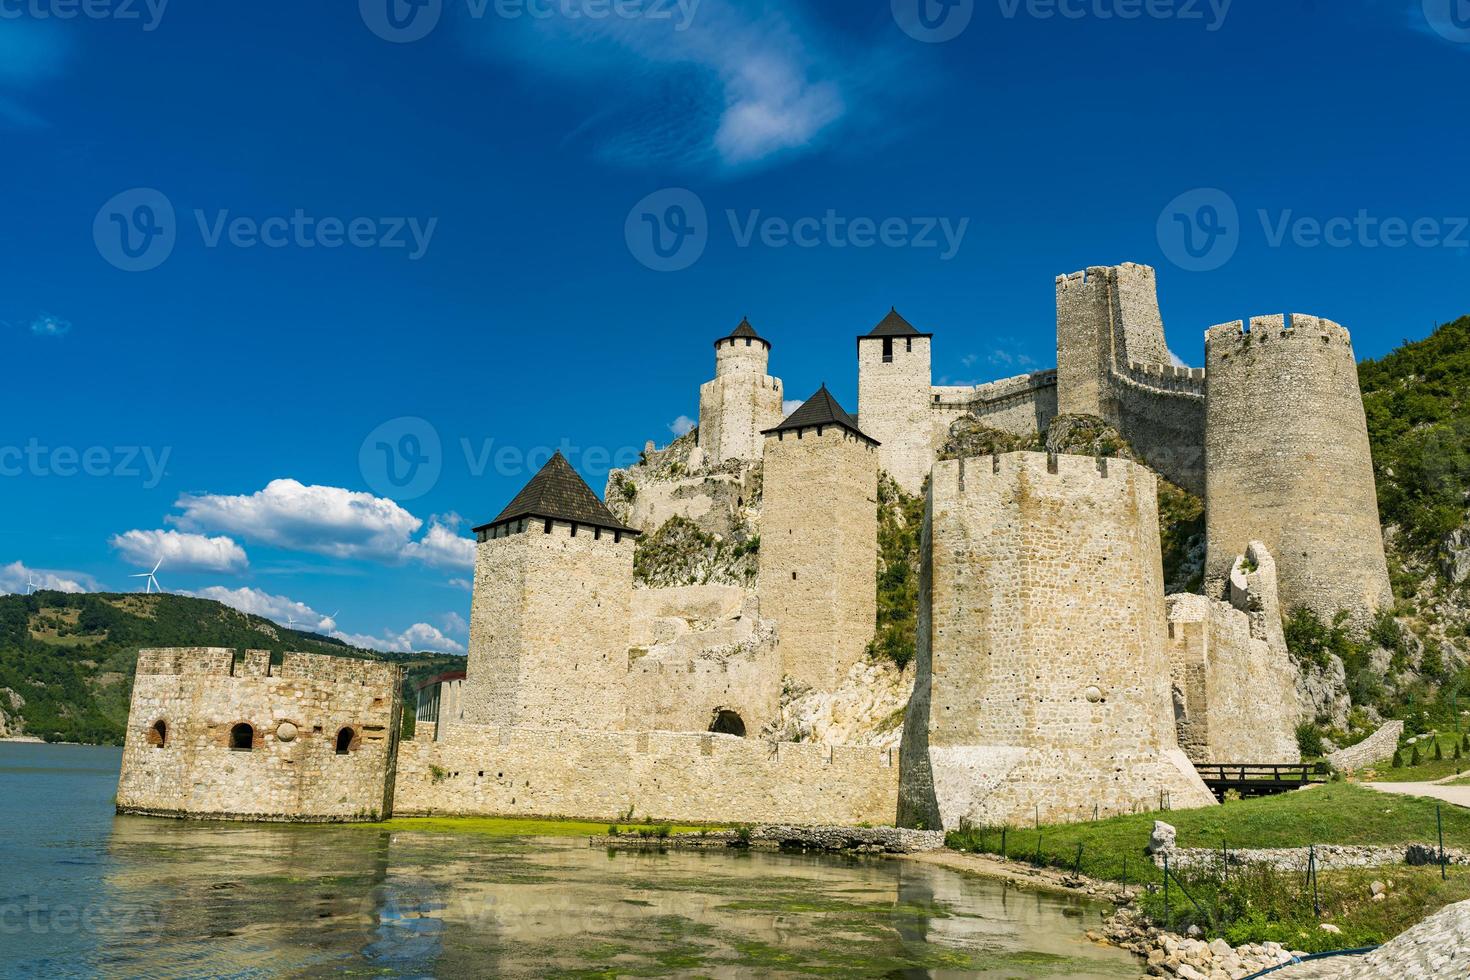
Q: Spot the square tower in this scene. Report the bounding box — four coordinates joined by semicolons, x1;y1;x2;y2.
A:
758;387;879;691
460;452;640;732
856;309;933;494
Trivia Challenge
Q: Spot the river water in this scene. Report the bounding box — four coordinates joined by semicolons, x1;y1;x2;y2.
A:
0;742;1139;978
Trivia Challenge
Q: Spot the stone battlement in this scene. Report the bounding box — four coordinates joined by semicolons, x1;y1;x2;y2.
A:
1205;314;1353;352
947;448;1155;486
134;648;400;686
932;369;1058;409
1123;360;1206;393
1055;261;1157;290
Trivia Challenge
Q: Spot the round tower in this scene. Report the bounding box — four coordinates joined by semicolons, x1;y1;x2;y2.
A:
1204;315;1391;629
697;318;784;466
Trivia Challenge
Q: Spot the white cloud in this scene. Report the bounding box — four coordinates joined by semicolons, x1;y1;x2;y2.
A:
29;313;70;337
463;0;881;172
402;513;476;571
173;479;423;562
441;611;468;636
1168;348;1190;369
332;622;466;656
668;415;697;437
0;560;96;595
186;586;336;632
110;529;248;574
448;577;473;591
782;399;803;417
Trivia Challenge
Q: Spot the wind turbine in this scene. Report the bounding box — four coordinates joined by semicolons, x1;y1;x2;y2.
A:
24;573;40;596
130;559;164;595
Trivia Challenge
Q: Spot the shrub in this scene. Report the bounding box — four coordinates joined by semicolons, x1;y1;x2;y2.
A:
1296;722;1326;759
1392;750;1404;768
1435;740;1445;761
1411;745;1423;766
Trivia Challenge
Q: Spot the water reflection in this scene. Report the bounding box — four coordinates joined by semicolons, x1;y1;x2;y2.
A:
4;744;1139;978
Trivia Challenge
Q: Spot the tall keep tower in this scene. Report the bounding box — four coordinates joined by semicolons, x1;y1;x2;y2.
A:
697;318;784;466
460;452;640;732
1055;263;1172;417
1204;315;1392;628
857;309;933;494
899;452;1216;829
758;387;880;691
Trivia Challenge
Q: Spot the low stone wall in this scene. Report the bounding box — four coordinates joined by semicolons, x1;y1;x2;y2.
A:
596;825;945;854
1325;720;1404;772
396;723;898;826
1160;842;1467;873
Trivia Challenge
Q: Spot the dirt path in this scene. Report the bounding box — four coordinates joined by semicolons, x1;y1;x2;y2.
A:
1364;781;1470;808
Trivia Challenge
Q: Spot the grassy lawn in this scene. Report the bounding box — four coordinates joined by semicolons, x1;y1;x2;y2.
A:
364;815;725;838
1352;731;1470;783
945;783;1469;952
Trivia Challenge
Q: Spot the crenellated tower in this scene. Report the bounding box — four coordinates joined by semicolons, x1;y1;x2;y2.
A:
1203;315;1392;629
460;452;640;732
758;386;880;691
856;309;933;493
696;318;784;466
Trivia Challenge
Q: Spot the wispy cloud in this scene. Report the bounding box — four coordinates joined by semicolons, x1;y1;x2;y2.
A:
29;313;71;337
460;0;909;173
188;585;336;632
668;414;696;437
332;622;466;656
0;20;71;129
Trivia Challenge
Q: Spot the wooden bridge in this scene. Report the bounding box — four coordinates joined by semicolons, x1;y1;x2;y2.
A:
1196;764;1329;801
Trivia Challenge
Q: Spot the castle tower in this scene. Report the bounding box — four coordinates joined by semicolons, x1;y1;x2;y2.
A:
758;386;879;691
1203;316;1391;629
899;452;1216;830
856;309;933;494
1055;263;1171;418
460;452;640;732
696;318;785;466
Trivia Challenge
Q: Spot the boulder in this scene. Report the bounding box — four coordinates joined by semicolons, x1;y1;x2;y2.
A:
1148;820;1178;855
1442;529;1470;585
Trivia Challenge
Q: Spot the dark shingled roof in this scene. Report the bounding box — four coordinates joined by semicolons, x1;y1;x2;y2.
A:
861;307;933;340
474;451;639;536
762;385;879;446
716;316;770;349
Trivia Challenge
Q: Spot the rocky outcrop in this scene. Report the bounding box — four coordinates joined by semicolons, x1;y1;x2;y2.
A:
0;688;24;738
1442;529;1470;586
763;659;914;749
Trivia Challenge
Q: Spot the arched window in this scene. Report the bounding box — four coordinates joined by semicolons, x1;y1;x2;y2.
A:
229;723;254;751
147;720;167;749
335;727;356;755
709;710;746;737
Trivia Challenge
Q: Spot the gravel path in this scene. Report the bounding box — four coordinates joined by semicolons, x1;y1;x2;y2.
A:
1363;781;1470;809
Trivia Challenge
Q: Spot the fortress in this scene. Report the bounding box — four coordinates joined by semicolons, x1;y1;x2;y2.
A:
117;262;1391;830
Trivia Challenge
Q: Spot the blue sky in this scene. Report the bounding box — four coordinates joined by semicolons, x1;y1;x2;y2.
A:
3;0;1468;653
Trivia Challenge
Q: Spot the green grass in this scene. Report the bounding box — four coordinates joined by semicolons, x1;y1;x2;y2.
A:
1357;732;1470;783
364;815;725;838
944;784;1470;951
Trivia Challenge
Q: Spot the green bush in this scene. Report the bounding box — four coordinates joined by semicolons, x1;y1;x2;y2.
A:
867;474;926;670
1411;745;1423;766
1296;722;1326;759
1435;740;1445;761
1392;750;1403;768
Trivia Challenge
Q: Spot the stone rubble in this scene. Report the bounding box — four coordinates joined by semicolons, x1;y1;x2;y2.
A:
1097;906;1306;980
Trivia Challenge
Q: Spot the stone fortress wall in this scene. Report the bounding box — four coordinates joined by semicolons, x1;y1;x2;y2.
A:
1166;542;1301;765
396;725;897;826
460;518;636;732
899;453;1217;831
116;648;402;822
758;424;879;692
1203;315;1393;628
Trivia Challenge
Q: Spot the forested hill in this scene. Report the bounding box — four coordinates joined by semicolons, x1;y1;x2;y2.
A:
0;592;463;744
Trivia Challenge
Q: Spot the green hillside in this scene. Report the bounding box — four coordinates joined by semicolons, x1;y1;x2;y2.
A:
0;592;463;745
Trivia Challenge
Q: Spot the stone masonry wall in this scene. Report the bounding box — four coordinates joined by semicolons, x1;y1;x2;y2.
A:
116;648;402;822
857;335;933;493
758;425;878;692
395;723;897;826
1165;549;1301;766
930;370;1058;447
697;338;784;466
460;520;635;731
624;585;781;733
1204;315;1392;628
899;452;1216;830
